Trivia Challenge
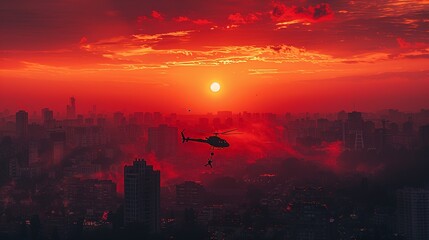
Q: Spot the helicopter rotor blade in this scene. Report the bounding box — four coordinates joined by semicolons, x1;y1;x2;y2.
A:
217;129;238;135
222;132;242;135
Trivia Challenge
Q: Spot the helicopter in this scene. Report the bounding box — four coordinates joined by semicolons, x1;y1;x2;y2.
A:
181;129;239;167
180;129;239;149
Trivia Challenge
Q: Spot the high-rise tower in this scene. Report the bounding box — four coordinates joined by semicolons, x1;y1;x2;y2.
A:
124;159;160;233
66;97;76;119
397;188;429;240
16;110;28;140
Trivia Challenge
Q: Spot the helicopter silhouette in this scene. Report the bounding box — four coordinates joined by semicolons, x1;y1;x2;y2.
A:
181;129;239;168
181;129;241;150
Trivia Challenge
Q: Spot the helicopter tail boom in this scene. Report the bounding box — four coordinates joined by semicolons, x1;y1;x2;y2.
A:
181;130;209;144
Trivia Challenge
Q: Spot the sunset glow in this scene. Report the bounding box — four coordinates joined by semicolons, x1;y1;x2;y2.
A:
0;0;428;113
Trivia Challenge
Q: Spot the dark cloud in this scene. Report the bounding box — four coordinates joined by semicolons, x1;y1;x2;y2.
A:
0;0;127;50
271;2;334;22
0;0;427;60
313;3;333;19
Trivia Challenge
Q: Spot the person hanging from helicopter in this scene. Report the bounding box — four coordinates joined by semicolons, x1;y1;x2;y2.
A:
205;152;214;168
205;158;213;168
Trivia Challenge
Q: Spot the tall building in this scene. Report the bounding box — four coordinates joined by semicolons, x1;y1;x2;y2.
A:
49;130;66;165
397;188;429;240
347;111;363;130
176;181;205;210
16;110;28;140
66;97;76;119
42;108;54;127
346;111;364;150
147;124;178;158
124;159;160;233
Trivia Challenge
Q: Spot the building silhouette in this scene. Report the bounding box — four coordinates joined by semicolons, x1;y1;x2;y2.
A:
397;188;429;240
176;181;205;210
346;111;364;150
42;108;54;128
16;110;28;140
124;159;160;233
66;97;76;119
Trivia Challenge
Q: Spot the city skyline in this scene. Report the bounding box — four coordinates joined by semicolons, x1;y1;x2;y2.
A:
1;101;429;239
2;97;429;118
3;105;429;188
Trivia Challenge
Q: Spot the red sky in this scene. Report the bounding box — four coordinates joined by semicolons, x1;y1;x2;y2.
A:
1;0;428;114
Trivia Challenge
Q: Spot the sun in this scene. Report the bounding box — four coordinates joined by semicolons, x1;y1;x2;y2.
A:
210;82;221;93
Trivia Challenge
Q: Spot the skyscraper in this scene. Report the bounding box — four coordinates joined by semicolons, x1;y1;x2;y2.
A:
16;110;28;140
41;108;55;129
66;97;76;119
397;188;429;240
124;159;160;233
347;111;364;150
42;108;53;123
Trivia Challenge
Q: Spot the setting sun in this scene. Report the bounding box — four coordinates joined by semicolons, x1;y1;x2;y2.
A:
210;82;221;93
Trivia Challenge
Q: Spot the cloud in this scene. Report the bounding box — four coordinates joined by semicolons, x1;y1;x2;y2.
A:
396;37;429;49
132;30;193;42
151;10;165;20
79;36;88;44
228;12;262;24
77;31;193;55
174;16;191;22
173;16;212;25
136;10;165;24
248;68;279;75
192;19;212;25
78;34;340;67
271;2;334;23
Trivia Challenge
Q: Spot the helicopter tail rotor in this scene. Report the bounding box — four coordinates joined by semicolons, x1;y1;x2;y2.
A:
181;130;188;143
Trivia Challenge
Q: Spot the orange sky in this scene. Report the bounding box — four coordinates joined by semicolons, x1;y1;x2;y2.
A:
1;0;428;114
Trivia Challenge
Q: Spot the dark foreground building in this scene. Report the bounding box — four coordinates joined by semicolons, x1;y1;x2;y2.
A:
124;159;160;233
